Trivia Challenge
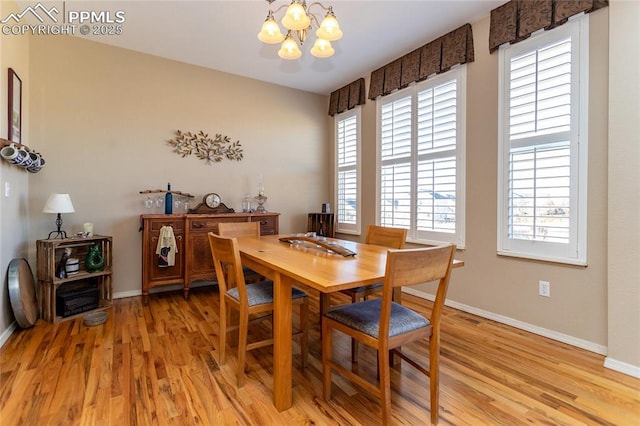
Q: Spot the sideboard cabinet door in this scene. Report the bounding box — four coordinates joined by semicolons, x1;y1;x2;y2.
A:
141;217;185;302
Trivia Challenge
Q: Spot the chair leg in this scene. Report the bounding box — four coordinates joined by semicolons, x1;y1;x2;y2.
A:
322;318;333;401
219;301;227;365
300;298;309;369
236;311;249;387
430;336;440;425
378;347;392;425
351;293;360;363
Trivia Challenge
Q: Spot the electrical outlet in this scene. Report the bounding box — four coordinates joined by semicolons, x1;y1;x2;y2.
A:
539;280;551;297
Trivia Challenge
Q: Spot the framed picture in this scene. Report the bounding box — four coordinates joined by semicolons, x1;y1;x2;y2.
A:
8;68;22;143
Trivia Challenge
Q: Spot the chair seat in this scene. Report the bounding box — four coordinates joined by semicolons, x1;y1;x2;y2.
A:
227;280;307;306
342;281;383;294
325;299;429;338
242;266;258;275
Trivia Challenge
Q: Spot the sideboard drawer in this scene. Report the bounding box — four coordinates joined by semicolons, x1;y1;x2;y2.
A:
252;216;277;235
190;217;248;231
150;219;185;232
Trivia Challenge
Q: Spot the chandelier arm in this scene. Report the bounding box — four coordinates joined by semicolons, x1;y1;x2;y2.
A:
307;2;331;13
270;4;290;15
308;14;320;28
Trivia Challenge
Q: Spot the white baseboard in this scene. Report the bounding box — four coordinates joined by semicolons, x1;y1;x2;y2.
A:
113;280;217;300
113;289;142;299
604;357;640;379
403;287;608;356
0;321;17;348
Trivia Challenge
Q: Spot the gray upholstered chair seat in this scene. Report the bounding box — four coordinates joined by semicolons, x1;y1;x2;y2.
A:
346;282;383;293
242;266;258;275
325;299;429;338
227;280;307;306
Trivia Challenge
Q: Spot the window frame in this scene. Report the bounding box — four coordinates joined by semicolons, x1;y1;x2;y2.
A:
497;16;589;265
375;66;466;247
334;107;361;235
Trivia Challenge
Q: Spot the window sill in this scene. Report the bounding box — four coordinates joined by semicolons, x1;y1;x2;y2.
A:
497;250;587;267
407;238;466;251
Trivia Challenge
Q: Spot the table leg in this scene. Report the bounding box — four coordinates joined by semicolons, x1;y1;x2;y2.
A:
273;273;293;411
319;293;331;339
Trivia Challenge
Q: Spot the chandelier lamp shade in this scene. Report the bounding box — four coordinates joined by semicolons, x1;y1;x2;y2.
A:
257;0;343;60
42;193;75;239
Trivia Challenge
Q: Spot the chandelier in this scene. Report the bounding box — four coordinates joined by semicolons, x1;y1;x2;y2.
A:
257;0;343;60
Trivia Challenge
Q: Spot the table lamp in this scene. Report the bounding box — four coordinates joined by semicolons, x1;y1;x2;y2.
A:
43;193;75;239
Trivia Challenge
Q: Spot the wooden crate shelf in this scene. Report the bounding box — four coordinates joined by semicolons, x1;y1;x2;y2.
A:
37;235;112;323
307;213;335;238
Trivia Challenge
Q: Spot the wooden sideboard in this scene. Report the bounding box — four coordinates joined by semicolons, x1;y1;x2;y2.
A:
140;213;279;303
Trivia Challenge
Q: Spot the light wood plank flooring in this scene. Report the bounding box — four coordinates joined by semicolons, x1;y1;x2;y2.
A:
1;286;639;425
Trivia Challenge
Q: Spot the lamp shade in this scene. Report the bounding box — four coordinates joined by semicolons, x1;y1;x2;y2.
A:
278;34;302;60
43;193;75;214
257;13;285;44
282;2;310;31
310;38;335;58
316;12;342;41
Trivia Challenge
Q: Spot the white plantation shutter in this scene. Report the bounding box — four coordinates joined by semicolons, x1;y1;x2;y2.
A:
380;96;412;228
509;142;571;243
336;109;360;233
509;38;572;140
498;17;588;265
378;68;466;245
416;80;457;235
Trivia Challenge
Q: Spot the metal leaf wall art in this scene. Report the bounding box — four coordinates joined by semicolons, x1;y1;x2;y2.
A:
168;130;243;164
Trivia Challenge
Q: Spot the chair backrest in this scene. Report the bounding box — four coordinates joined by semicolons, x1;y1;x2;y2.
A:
365;225;407;249
379;244;456;338
208;232;248;304
217;221;261;238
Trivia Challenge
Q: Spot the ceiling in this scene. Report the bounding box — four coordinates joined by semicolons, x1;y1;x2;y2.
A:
22;0;504;95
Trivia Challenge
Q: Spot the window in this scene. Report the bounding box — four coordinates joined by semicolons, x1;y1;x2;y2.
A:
335;108;360;234
497;16;588;265
377;67;466;246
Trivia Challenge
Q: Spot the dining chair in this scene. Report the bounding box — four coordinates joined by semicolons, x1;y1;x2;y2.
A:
320;225;407;362
217;221;262;283
208;232;309;387
217;221;261;238
322;244;456;425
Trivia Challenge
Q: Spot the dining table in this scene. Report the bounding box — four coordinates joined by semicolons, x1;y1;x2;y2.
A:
235;234;463;412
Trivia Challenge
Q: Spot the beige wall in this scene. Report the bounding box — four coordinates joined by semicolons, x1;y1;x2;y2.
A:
0;0;30;341
336;10;611;353
25;35;328;299
607;0;640;371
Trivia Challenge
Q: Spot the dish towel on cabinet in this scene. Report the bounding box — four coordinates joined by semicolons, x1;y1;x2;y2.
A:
156;225;178;267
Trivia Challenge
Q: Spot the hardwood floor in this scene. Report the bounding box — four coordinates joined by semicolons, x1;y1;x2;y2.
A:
1;286;639;425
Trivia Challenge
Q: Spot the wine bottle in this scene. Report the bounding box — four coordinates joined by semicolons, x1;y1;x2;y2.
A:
165;183;173;214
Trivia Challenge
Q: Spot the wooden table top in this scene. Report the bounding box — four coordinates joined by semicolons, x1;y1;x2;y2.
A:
237;234;463;294
237;234;388;293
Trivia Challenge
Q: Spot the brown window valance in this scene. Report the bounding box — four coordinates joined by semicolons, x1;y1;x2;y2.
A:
328;78;366;116
489;0;608;54
368;23;474;100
